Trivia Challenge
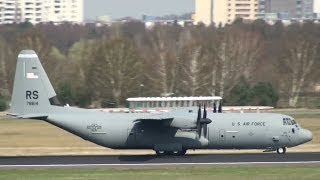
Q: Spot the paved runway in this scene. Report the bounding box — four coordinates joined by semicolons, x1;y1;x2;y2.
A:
1;152;320;167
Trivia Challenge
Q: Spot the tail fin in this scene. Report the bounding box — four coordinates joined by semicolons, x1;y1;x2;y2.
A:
9;50;60;116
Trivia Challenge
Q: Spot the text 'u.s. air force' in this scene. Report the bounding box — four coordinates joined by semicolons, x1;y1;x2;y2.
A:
26;90;39;106
232;121;266;126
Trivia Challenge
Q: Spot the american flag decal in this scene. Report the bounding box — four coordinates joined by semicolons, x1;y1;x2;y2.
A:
26;73;39;79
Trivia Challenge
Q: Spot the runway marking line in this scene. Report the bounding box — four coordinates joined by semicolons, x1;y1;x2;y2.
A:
1;161;320;168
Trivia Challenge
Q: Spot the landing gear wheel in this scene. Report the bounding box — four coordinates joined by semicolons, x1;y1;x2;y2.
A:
155;150;165;156
277;147;286;154
155;151;173;156
155;150;187;156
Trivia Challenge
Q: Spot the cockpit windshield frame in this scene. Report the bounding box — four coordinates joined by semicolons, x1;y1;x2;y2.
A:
283;118;297;126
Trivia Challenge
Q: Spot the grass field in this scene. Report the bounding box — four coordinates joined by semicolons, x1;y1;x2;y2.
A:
0;166;320;180
0;109;319;156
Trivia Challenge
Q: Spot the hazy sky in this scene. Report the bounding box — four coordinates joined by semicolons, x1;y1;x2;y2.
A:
84;0;194;20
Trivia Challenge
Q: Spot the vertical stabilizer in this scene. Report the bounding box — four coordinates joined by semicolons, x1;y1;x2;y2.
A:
10;50;59;115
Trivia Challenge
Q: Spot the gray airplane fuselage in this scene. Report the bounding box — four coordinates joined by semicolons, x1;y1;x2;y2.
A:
45;106;312;151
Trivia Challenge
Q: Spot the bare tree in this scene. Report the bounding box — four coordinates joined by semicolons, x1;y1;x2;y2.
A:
88;37;143;106
145;25;182;96
178;29;202;96
213;26;264;98
278;24;319;107
68;39;97;82
13;29;52;62
178;27;215;96
0;37;10;97
215;27;240;98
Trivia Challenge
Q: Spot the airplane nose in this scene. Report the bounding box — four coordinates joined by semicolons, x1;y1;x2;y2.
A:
301;129;313;143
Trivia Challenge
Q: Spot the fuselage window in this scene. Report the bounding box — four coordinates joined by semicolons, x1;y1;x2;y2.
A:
283;118;291;125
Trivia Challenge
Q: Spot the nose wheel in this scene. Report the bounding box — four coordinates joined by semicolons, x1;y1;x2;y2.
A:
277;147;286;154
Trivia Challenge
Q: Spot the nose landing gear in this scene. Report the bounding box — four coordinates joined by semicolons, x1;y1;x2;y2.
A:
277;147;286;154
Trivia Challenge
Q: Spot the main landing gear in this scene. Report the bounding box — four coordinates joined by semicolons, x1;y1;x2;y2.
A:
155;149;187;156
277;147;286;154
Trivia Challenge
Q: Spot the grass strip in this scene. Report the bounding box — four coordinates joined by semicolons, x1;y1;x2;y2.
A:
0;165;320;180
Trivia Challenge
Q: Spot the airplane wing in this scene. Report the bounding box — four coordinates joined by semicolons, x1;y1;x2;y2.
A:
222;106;274;112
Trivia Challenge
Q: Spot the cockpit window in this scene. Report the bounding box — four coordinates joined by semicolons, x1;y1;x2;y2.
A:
283;118;296;126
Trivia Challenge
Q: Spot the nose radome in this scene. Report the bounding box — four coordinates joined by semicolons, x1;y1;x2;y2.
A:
306;129;313;141
302;129;313;143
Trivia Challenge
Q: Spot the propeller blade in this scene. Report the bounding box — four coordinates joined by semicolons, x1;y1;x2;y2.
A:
197;105;202;137
203;104;207;119
197;105;201;122
218;101;222;113
213;102;217;113
203;123;208;137
198;123;202;138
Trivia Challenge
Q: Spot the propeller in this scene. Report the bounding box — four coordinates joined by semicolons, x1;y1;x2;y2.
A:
196;104;212;138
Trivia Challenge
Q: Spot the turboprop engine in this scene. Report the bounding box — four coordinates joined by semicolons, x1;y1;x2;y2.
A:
168;105;212;135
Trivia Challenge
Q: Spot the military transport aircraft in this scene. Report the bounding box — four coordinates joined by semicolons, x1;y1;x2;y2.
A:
8;50;313;156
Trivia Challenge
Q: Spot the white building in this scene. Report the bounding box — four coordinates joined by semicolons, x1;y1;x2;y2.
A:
0;0;83;24
194;0;258;26
314;0;320;15
0;0;17;24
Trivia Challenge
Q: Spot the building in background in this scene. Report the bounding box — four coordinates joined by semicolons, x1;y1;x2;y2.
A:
194;0;213;25
313;0;320;17
0;0;83;24
315;0;320;12
195;0;320;26
300;0;315;18
258;0;297;20
194;0;258;26
258;0;318;22
0;0;18;24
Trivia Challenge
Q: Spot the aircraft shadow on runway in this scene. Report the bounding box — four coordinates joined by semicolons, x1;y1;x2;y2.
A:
116;153;312;163
117;153;213;162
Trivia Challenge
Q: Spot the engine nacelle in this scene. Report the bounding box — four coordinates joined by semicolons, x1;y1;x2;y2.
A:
167;117;212;129
167;116;197;129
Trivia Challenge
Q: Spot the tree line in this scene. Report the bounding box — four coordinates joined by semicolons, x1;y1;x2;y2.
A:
0;19;319;110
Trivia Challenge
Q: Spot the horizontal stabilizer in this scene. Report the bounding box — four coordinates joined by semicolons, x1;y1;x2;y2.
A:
17;114;48;120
